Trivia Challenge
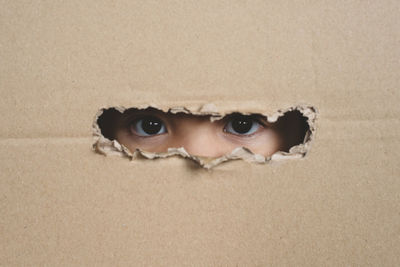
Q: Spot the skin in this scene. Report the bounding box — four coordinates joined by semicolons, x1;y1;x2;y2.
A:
110;109;285;158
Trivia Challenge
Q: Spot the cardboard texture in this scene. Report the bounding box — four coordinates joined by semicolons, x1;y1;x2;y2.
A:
1;1;399;266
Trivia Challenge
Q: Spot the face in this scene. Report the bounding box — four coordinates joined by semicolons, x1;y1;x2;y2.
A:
112;109;284;158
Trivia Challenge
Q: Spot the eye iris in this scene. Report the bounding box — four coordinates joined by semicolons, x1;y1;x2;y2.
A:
232;117;252;134
141;117;162;135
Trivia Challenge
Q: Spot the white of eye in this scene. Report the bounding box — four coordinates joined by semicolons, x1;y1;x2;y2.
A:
131;117;167;136
224;118;261;135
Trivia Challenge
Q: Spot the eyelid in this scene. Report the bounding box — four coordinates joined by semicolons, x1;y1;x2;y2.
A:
223;115;267;137
222;114;268;127
121;111;166;125
132;119;167;137
122;112;169;136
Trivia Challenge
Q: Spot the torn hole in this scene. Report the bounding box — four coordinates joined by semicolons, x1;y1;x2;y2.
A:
93;104;317;169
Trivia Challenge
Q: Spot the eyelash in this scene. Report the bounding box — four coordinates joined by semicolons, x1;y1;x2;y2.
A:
125;115;168;138
223;117;266;137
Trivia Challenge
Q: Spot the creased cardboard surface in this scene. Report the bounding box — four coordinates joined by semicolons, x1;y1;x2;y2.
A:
1;0;398;139
1;0;400;266
1;138;399;266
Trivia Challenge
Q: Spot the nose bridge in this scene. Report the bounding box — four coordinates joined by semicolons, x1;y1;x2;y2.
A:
179;124;224;158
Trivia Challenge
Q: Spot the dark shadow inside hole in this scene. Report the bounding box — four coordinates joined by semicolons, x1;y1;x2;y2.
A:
274;110;310;152
97;108;121;141
96;107;310;157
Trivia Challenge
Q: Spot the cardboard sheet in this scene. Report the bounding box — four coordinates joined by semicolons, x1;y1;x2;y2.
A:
1;0;400;265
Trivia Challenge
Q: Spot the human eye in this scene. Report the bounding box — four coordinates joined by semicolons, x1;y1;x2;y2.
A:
223;114;263;136
129;115;167;137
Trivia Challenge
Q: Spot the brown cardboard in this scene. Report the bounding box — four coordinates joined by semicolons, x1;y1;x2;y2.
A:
1;0;400;266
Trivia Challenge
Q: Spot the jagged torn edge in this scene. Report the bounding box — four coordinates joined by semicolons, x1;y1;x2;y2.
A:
92;103;317;169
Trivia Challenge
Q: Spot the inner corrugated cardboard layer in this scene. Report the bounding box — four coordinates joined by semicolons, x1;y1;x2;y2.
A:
93;104;317;169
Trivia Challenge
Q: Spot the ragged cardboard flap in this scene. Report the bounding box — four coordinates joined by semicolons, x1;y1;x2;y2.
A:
1;0;400;266
93;104;317;169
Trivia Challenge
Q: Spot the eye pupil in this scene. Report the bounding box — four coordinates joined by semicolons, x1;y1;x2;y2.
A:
232;116;252;134
141;117;162;134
